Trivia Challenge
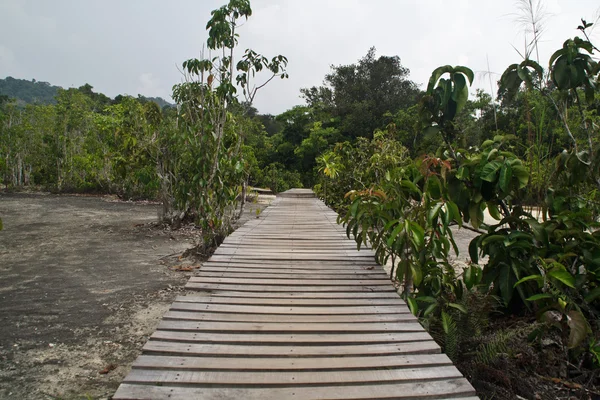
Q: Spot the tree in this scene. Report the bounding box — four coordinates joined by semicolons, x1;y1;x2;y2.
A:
162;0;288;249
302;47;420;140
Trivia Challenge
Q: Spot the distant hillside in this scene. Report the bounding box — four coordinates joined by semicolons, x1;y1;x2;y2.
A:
0;76;174;108
141;96;173;109
0;76;60;105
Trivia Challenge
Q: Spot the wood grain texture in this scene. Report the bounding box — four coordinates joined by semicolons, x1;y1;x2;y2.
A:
113;189;477;399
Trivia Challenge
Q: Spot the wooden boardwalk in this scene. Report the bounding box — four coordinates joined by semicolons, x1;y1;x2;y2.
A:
114;189;477;399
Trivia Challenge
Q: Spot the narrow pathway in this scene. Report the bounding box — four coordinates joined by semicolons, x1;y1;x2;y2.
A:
114;189;477;399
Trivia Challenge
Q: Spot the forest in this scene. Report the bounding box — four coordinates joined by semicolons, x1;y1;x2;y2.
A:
1;0;600;397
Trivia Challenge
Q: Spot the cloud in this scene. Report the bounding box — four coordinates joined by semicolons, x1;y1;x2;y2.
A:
137;73;162;98
0;45;17;74
1;0;599;114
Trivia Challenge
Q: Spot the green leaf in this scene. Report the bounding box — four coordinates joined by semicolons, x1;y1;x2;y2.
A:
411;263;423;287
480;160;503;182
526;293;553;301
409;221;425;249
350;199;359;217
511;165;529;188
486;148;499;161
469;236;480;263
452;72;469;112
426;175;442;199
498;263;514;306
406;296;418;316
446;200;461;227
464;265;482;289
481;139;495;148
441;311;453;333
448;303;468;314
387;223;404;247
453;66;475;85
427;65;453;93
549;48;564;70
400;180;422;196
469;202;483;230
423;303;438;317
383;218;399;231
498;163;513;193
514;274;543;287
584;287;600;303
396;259;409;281
481;234;506;247
416;296;437;303
448;179;469;211
486;202;502;221
427;203;443;225
526;218;549;246
548;268;576;288
499;67;523;100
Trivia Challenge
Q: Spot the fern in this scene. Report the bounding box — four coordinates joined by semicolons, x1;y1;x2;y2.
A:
442;311;459;361
475;330;515;365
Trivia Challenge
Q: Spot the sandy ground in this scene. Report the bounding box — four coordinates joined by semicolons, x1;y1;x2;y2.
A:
0;191;480;399
0;192;268;400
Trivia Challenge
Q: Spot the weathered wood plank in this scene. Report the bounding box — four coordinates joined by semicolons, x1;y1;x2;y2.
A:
124;365;462;385
196;271;388;279
142;340;441;356
131;353;454;371
150;330;432;344
158;320;425;333
200;261;379;269
188;277;391;286
163;311;416;323
174;295;405;306
114;378;476;399
185;283;396;292
197;291;402;299
113;191;477;399
166;303;405;315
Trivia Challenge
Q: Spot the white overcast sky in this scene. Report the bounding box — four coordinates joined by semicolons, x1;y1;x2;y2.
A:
1;0;599;114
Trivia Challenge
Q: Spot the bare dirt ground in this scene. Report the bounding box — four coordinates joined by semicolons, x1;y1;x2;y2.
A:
0;192;267;400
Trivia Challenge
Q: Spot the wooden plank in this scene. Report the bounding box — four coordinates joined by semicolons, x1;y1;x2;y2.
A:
196;270;387;278
174;295;405;306
123;365;462;385
157;320;424;332
200;262;380;269
208;255;374;262
131;353;454;371
114;193;476;399
150;330;433;344
199;264;381;271
190;276;390;287
220;243;367;249
215;247;367;253
114;378;476;399
214;251;370;255
163;311;416;323
185;283;395;292
142;340;441;356
201;259;378;267
166;303;405;315
188;277;391;286
199;291;401;299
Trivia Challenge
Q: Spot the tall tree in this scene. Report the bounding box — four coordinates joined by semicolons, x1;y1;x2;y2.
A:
302;47;420;140
163;0;288;248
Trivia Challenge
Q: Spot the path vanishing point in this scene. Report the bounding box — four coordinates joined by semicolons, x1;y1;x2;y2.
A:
113;188;478;399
